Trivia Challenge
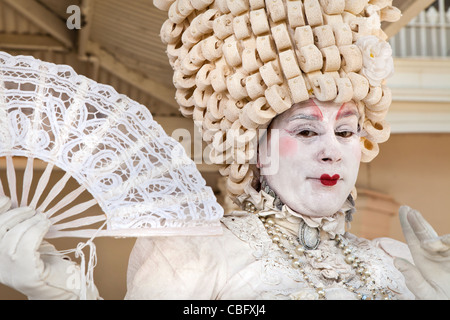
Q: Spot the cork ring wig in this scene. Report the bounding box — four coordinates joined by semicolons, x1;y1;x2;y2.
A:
154;0;401;198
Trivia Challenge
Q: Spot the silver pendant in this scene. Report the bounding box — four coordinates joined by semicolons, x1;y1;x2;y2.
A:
298;221;320;250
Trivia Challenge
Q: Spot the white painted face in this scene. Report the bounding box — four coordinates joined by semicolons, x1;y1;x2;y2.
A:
258;99;362;218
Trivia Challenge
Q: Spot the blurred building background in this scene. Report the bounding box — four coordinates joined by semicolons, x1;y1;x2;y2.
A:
0;0;449;299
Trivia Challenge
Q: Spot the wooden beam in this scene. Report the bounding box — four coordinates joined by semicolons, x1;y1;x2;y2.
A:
0;34;66;51
3;0;75;49
78;0;94;57
86;41;178;110
383;0;435;38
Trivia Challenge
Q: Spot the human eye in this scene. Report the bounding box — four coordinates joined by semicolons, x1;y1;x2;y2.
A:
335;130;354;138
296;129;318;138
287;121;321;138
335;121;358;139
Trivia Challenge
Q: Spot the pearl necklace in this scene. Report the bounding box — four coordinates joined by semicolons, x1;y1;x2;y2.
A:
243;201;394;300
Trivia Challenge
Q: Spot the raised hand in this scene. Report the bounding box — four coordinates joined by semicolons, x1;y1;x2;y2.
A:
395;206;450;300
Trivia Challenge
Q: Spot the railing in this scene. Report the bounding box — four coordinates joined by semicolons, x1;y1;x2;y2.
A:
390;0;450;57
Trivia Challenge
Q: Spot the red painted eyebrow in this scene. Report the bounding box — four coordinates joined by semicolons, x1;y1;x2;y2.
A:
309;100;324;121
289;100;324;122
336;103;358;120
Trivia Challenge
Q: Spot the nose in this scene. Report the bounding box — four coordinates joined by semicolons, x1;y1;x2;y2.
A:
317;134;342;164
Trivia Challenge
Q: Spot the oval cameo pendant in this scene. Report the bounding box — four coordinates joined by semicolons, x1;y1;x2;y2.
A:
298;221;320;250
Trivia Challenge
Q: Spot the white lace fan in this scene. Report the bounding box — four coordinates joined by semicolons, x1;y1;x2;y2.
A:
0;51;224;239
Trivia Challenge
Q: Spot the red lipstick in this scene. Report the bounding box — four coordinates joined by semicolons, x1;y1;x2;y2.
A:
320;174;340;186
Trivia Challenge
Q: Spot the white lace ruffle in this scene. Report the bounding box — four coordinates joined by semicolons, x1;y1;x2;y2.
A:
223;185;414;300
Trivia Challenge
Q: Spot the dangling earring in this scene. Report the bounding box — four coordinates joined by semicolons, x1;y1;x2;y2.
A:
345;193;356;222
259;176;284;210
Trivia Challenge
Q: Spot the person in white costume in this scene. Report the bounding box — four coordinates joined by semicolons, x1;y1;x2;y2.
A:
0;0;450;300
124;98;450;300
0;98;449;300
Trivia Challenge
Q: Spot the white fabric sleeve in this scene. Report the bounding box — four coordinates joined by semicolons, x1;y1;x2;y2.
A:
125;226;251;300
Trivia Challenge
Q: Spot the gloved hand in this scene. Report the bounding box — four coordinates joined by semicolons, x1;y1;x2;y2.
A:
395;206;450;300
0;195;99;300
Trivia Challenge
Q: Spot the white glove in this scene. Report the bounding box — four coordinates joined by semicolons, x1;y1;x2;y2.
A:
395;206;450;300
0;196;99;300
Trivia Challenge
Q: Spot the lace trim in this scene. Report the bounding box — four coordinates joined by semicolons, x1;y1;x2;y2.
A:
222;213;411;299
0;51;223;237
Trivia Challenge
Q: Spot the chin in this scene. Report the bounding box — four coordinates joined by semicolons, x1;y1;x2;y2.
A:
307;204;344;217
290;194;347;217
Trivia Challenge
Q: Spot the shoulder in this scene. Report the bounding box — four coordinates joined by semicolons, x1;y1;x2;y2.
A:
371;237;413;263
343;233;415;299
344;233;412;262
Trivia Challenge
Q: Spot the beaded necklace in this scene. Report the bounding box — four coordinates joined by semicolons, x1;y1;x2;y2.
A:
243;200;394;300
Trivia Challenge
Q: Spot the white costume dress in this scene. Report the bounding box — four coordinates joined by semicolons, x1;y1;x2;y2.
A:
125;187;414;300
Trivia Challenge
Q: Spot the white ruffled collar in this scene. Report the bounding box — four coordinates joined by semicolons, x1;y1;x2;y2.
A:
233;184;354;238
